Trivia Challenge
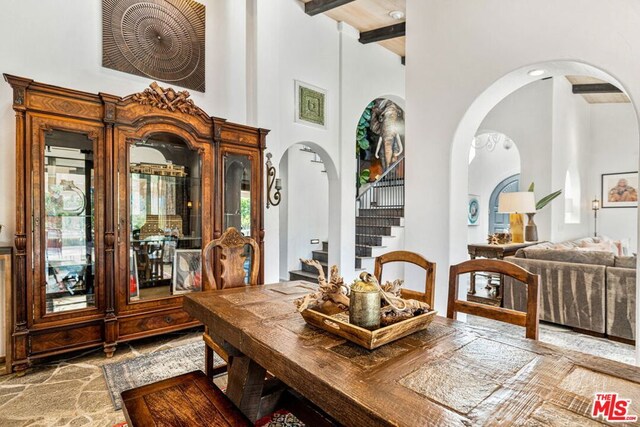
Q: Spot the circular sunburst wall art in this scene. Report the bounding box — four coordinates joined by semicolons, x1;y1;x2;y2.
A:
103;0;205;92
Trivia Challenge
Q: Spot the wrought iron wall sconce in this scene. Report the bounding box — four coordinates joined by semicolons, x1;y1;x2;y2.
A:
592;197;600;237
266;153;282;208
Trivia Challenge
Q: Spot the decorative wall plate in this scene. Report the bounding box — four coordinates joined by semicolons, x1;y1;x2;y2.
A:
295;80;326;128
468;195;480;225
102;0;206;92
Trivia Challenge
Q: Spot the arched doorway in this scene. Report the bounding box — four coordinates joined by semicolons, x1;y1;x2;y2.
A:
277;142;339;281
450;61;640;364
488;174;520;234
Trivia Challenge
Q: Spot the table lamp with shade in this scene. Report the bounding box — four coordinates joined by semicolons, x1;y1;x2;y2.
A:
498;192;537;243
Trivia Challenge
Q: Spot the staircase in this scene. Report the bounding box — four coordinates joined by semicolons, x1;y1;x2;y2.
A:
289;241;328;283
355;157;405;272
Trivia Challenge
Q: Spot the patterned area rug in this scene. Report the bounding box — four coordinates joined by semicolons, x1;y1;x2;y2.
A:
103;341;221;410
256;409;305;427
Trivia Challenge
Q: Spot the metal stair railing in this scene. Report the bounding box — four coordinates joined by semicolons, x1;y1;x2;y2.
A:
356;156;405;240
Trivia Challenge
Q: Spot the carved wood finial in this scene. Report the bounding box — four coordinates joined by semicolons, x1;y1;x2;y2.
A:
132;82;208;119
218;227;247;248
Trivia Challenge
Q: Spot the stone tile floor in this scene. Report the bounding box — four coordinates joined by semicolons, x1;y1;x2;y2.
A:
0;330;203;427
0;319;635;426
467;315;636;365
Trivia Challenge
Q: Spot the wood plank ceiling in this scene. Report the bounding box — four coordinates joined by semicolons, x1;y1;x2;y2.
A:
566;76;629;104
302;0;406;59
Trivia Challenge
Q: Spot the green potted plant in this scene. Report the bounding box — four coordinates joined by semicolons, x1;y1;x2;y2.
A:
526;182;562;241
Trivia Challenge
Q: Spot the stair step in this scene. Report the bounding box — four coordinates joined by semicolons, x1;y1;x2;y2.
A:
356;245;386;257
301;260;328;275
354;256;373;270
289;270;319;283
359;208;404;217
356;225;393;236
355;234;387;246
312;250;328;263
355;216;402;227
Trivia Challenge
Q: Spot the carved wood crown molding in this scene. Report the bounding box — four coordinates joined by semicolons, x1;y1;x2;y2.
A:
132;82;209;121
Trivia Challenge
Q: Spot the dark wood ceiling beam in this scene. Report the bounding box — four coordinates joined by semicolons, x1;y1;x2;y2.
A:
304;0;355;16
572;83;622;94
359;22;406;44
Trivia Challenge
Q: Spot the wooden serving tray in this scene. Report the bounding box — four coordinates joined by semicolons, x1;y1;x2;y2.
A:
301;308;438;350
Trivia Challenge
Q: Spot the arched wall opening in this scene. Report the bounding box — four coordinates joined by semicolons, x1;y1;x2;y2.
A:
467;131;521;244
449;60;640;363
277;141;339;281
354;96;407;276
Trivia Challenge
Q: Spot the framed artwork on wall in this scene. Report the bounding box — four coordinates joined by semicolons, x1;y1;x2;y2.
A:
602;172;639;208
468;195;480;225
295;80;326;129
172;249;202;294
102;0;206;92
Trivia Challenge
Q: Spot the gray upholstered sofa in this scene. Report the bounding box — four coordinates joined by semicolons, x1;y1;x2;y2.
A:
503;237;636;342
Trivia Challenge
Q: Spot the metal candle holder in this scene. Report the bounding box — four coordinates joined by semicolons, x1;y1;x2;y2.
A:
266;153;282;208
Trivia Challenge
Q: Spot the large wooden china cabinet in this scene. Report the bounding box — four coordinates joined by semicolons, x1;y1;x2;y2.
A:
5;75;268;373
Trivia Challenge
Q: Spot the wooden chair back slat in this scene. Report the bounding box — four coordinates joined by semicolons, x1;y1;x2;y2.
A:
202;227;260;289
447;259;540;340
374;250;436;308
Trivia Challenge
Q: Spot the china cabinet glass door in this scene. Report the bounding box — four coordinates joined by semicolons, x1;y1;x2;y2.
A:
223;151;256;283
128;134;202;301
44;131;95;313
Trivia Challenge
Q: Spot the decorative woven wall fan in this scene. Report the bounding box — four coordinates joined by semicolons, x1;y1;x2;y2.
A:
102;0;205;92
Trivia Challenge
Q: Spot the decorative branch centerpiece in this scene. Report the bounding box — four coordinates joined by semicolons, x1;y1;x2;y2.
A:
294;260;436;349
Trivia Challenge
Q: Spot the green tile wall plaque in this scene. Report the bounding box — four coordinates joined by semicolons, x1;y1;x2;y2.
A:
295;81;326;128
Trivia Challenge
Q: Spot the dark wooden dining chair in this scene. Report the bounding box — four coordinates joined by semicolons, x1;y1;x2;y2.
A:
447;259;540;340
374;250;436;308
201;227;261;378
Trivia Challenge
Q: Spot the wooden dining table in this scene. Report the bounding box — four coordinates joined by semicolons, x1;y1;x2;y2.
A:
183;281;640;426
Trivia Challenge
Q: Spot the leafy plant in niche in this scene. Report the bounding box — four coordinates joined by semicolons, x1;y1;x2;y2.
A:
356;101;375;185
358;169;371;185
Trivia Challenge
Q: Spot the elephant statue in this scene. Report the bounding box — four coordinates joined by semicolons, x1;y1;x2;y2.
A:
370;99;404;171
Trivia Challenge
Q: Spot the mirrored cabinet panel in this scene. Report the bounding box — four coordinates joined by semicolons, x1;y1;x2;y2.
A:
44;130;95;313
223;153;252;235
223;152;255;284
129;134;203;301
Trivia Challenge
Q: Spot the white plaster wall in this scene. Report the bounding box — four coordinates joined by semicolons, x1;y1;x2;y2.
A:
467;141;521;244
256;0;341;283
588;103;640;252
257;1;405;283
405;0;640;317
551;77;591;241
476;79;553;240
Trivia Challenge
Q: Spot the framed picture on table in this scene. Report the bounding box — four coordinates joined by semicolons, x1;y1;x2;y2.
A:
602;172;638;208
129;249;139;301
172;249;202;294
468;195;480;225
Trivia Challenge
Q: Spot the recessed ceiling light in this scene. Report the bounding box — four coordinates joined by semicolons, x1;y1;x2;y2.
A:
388;10;405;20
528;69;546;77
